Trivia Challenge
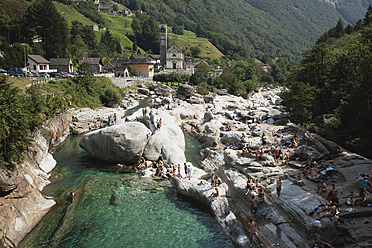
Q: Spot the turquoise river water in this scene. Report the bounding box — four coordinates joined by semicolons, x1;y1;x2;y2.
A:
19;112;233;248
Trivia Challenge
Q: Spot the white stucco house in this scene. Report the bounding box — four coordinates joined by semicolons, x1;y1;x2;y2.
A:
27;55;57;74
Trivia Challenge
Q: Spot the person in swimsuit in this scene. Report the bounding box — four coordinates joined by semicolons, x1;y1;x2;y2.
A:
172;163;176;177
177;164;181;178
247;219;262;247
329;184;339;208
276;177;282;198
250;195;258;220
317;180;328;194
209;188;219;198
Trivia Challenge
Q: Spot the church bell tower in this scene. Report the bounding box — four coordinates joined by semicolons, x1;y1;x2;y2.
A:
159;23;167;67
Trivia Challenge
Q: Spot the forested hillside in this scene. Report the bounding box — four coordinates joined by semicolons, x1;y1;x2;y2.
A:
114;0;372;62
281;8;372;157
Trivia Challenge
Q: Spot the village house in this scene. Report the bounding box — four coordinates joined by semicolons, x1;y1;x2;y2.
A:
125;55;156;78
98;6;110;14
49;58;74;73
118;9;133;17
149;54;161;71
78;57;103;73
27;55;56;74
88;24;100;31
257;62;272;72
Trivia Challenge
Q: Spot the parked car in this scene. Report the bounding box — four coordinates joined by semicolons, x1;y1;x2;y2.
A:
60;72;70;78
8;68;25;77
0;69;7;75
50;72;62;78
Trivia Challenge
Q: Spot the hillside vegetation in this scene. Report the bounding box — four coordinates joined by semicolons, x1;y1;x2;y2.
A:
281;9;372;157
114;0;372;62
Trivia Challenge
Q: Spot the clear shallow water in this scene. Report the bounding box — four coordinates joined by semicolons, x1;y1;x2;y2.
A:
19;135;233;248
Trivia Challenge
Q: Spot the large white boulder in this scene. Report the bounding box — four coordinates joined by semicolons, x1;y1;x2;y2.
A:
79;122;152;164
143;109;186;166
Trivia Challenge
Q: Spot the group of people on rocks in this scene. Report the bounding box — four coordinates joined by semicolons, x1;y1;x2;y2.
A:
171;162;192;180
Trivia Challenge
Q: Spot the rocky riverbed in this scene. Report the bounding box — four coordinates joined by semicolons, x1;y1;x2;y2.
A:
114;84;372;247
1;82;372;247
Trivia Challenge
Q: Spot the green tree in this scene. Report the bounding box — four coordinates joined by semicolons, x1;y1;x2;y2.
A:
189;46;201;58
0;78;31;166
281;81;316;122
113;4;119;12
232;60;256;82
77;62;94;77
364;5;372;27
24;0;69;59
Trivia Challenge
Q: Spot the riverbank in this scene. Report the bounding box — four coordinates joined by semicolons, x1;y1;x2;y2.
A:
0;92;142;247
2;83;372;247
135;85;372;247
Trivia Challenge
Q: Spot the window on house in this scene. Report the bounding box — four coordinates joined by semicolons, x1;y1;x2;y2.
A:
33;65;36;70
173;54;176;57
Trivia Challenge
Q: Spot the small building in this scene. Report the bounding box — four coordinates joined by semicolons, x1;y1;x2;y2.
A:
49;58;74;73
257;62;272;72
78;57;103;73
103;62;115;73
118;9;133;17
88;24;99;31
73;0;85;4
113;63;129;78
27;55;56;74
98;6;110;14
166;45;184;70
104;59;129;78
149;54;161;70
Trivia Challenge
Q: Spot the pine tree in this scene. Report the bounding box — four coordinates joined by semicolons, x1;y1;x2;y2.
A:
23;0;69;58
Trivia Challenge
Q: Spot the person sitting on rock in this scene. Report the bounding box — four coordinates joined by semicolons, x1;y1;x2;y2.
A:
317;180;328;194
245;178;257;195
216;176;222;186
209;188;219;198
345;191;355;206
355;188;369;205
258;186;265;200
292;173;302;185
316;204;337;220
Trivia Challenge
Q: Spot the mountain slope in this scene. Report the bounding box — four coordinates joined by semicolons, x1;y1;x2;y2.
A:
126;0;371;62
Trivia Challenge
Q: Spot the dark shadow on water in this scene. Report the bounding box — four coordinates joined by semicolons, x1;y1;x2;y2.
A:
164;187;234;248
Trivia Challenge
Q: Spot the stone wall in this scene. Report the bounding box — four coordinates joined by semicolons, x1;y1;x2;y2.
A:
0;111;73;247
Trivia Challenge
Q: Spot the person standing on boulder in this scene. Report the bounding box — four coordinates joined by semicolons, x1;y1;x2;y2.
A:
250;195;258;220
184;163;188;177
329;184;340;209
177;164;181;178
247;219;263;247
276;177;282;198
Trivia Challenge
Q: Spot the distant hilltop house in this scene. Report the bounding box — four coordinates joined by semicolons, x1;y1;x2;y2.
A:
88;24;100;31
98;6;110;14
27;55;57;74
257;62;272;72
72;0;86;4
49;58;74;73
79;57;103;73
118;9;133;17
